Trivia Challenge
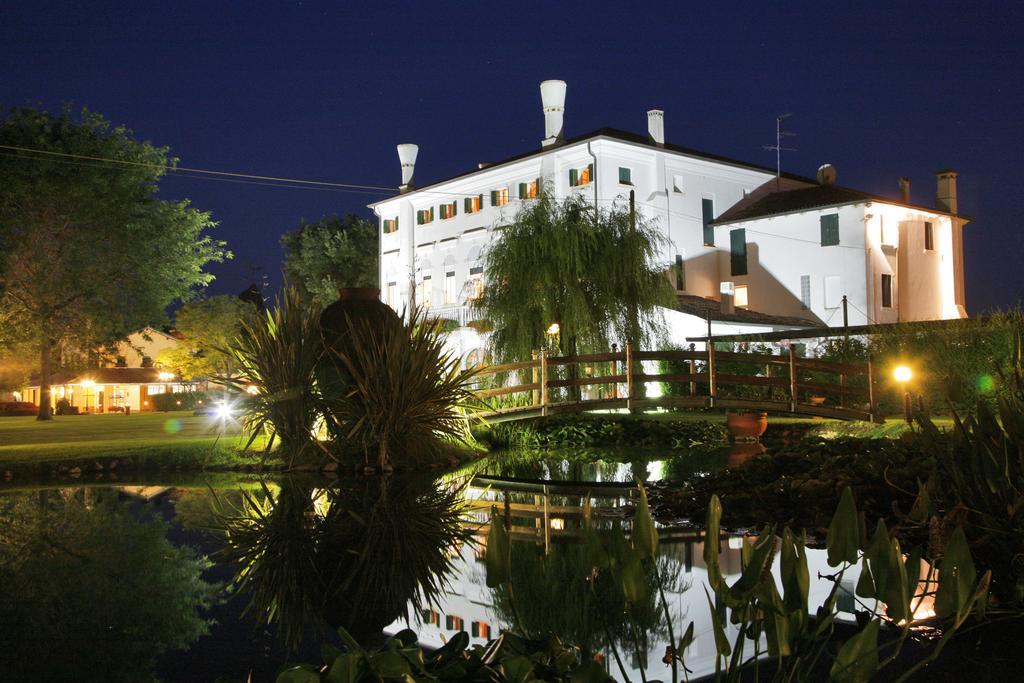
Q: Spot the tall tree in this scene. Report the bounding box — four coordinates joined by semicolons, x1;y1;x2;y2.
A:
280;214;378;307
156;295;258;379
0;106;229;419
473;189;674;362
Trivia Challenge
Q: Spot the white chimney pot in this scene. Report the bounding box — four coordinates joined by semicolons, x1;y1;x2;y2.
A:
647;110;665;146
397;143;418;190
540;80;567;147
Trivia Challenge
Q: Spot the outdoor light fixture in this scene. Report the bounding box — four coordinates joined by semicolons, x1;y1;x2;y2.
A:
245;385;259;395
547;322;560;336
894;365;913;424
214;402;233;421
158;371;174;382
80;379;95;388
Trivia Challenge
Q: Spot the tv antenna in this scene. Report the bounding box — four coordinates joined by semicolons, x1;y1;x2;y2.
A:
762;113;797;189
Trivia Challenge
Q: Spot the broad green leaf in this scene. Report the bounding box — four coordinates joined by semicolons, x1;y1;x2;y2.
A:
583;526;610;570
501;655;535;683
618;548;648;605
393;629;418;647
935;526;977;618
882;538;910;623
727;527;775;603
486;506;511;588
826;487;860;567
321;643;343;664
864;520;890;599
632;481;659;560
705;587;732;657
371;651;412;678
830;618;880;682
678;621;696;652
277;666;321;683
971;570;992;619
855;558;875;600
326;654;364;683
569;659;608;683
780;528;810;611
703;495;726;592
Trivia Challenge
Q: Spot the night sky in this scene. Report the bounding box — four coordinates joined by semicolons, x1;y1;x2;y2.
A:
3;1;1022;313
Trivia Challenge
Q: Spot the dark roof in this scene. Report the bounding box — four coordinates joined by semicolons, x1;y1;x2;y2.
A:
368;127;815;206
26;367;184;387
675;294;819;328
712;183;963;225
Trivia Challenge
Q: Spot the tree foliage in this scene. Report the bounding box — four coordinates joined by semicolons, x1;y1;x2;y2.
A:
157;295;258;379
472;189;674;362
280;214;379;306
0;106;229;418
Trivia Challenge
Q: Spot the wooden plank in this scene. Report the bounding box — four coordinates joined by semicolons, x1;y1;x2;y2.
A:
795;381;869;397
794;357;867;374
712;351;790;366
476;359;539;376
547;374;626;389
475;383;540;398
633;349;704;362
714;373;791;388
546;352;623;365
633;372;707;384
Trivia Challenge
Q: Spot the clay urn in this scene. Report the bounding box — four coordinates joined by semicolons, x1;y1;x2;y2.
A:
725;410;768;442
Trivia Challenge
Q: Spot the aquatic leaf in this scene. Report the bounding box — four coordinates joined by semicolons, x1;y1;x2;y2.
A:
678;621;695;652
618;548;648;605
569;659;608;683
326;654;365;683
703;495;726;592
864;520;890;599
276;666;321;683
971;570;992;619
486;505;511;588
704;587;732;657
632;481;659;560
583;525;610;570
727;527;774;603
500;655;535;683
882;537;910;623
321;643;343;664
371;651;413;678
855;558;875;600
830;618;880;682
393;629;419;647
826;487;860;567
935;526;977;618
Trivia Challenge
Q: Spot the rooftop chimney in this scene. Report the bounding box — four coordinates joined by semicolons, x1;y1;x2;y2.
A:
816;164;837;186
936;169;958;214
397;143;418;193
899;176;911;203
647;110;665;146
540;80;566;148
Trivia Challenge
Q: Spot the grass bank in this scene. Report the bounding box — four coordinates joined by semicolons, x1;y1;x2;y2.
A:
0;412;271;478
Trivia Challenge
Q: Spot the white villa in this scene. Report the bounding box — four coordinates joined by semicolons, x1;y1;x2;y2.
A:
370;81;968;359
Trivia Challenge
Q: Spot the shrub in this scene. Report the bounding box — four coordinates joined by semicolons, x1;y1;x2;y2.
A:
150;391;205;412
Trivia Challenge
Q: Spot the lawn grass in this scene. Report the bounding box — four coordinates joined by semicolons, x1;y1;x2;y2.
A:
0;411;267;469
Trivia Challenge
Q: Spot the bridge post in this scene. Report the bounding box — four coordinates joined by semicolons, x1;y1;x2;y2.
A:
540;350;548;416
788;350;797;413
867;355;877;420
625;343;634;412
688;343;697;397
531;350;539;407
707;342;717;408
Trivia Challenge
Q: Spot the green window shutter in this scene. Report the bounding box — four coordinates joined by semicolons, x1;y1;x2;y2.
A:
569;168;578;186
491;190;498;205
518;182;526;198
730;228;747;276
820;214;839;246
587;163;594;179
535;178;541;196
464;197;470;212
416;210;422;225
702;198;715;246
452;201;457;216
394;217;398;231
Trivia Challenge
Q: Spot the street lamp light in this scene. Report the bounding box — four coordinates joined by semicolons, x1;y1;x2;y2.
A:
894;365;912;424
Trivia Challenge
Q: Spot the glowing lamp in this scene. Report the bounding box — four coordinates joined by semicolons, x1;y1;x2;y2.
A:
893;366;912;383
158;371;174;382
245;385;260;395
546;322;560;335
214;403;232;420
80;379;95;389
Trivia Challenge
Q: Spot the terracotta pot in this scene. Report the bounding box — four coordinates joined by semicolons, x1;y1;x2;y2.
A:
725;410;768;441
728;441;767;468
808;396;827;406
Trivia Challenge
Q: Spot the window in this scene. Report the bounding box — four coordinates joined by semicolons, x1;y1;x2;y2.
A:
416;208;434;225
824;275;842;309
383;217;399;234
443;270;456;305
518;178;539;199
445;615;464;631
924;221;934;250
800;275;811;309
490;187;509;207
569;164;594;187
418;275;433;308
734;285;749;308
468;266;484;300
820;214;840;246
702;198;715;246
674;254;685;291
439;201;458;220
881;274;893;308
471;622;492;639
673;174;685;193
464;194;483;214
618;166;632;185
730;228;747;276
420;609;440;626
386;281;398;308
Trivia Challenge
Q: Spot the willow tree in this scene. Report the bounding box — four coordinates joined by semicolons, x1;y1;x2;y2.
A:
472;188;674;362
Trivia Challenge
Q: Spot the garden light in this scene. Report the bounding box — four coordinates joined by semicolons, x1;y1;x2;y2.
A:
893;365;912;383
894;365;913;424
546;322;560;336
214;402;233;421
158;371;174;382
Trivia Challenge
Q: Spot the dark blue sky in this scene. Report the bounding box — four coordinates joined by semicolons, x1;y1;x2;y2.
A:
4;1;1022;313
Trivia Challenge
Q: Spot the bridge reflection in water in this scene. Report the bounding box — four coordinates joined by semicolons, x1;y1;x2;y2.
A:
472;345;879;423
385;471;872;682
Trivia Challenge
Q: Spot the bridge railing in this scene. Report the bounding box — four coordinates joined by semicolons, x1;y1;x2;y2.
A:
471;344;877;422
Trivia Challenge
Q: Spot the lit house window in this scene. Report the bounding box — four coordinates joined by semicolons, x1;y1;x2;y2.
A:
490;188;509;207
924;221;934;250
439;201;458;220
518;179;539;199
420;609;440;625
881;274;893;308
618;167;632;185
383;217;399;234
418;275;433;308
569;164;594;187
444;270;456;305
445;615;464;631
471;622;492;639
468;266;484;300
734;285;749;308
463;194;483;214
820;214;840;246
416;208;434;225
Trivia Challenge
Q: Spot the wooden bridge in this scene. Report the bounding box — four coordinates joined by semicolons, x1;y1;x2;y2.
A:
472;345;878;423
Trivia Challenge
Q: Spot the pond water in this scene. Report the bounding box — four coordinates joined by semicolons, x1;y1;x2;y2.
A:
0;447;870;682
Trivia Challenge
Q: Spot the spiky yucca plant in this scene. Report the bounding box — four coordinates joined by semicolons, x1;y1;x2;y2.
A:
323;307;478;468
221;286;324;465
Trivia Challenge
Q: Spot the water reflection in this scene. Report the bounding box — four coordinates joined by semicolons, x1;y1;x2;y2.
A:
0;487;217;683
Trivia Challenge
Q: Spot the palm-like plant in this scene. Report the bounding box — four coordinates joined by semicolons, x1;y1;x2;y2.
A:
220;286;324;465
323;308;479;468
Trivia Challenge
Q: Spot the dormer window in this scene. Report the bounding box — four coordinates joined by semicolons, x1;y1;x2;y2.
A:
383;217;399;234
491;188;509;207
439;201;458;220
463;194;483;214
416;208;434;225
518;179;539;199
569;164;594;187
